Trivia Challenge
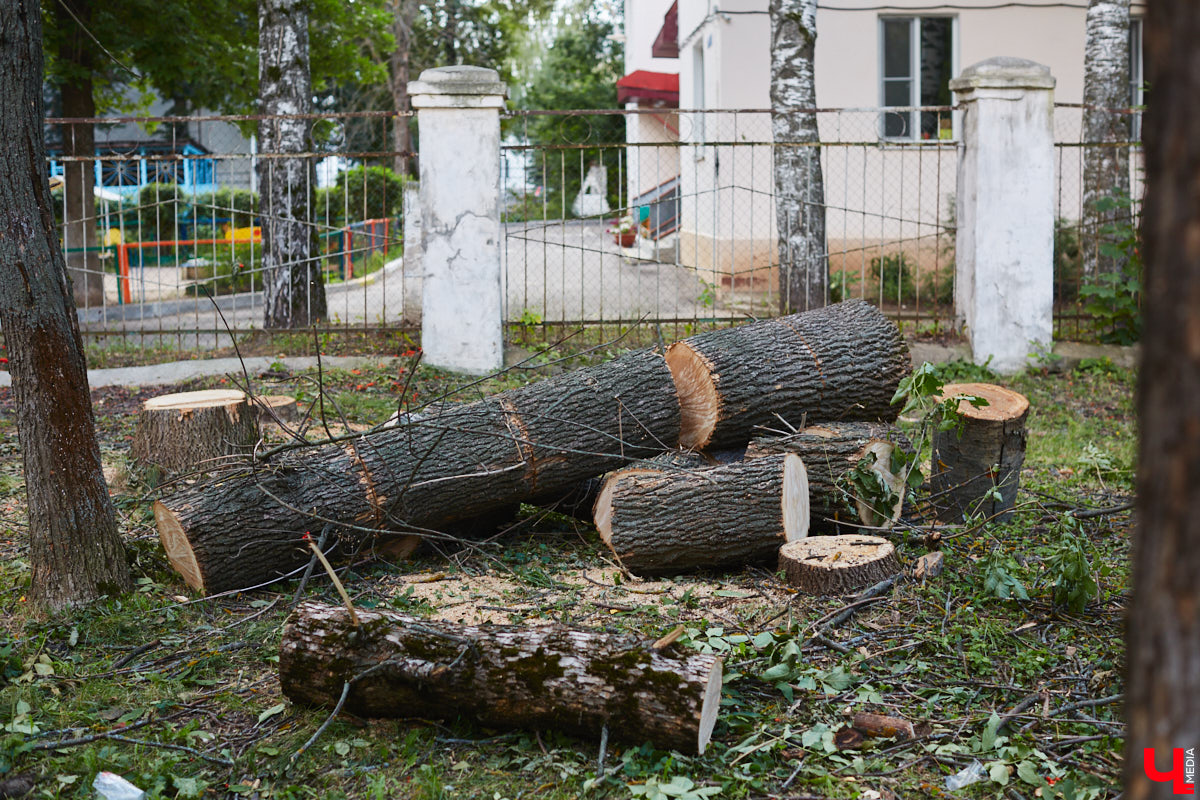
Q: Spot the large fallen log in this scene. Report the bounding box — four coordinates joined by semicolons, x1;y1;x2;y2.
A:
931;383;1029;522
280;602;723;754
155;350;682;594
594;453;809;575
132;390;260;475
665;300;910;450
745;422;914;530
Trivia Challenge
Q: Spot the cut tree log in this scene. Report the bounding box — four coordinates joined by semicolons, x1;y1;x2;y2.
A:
132;390;260;475
528;449;710;521
154;349;681;595
594;453;809;575
279;602;723;754
665;299;910;450
745;422;913;530
778;535;900;595
253;395;299;424
931;383;1030;522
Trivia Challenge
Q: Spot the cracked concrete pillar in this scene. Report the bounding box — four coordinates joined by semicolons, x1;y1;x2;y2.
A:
950;57;1055;374
409;66;507;374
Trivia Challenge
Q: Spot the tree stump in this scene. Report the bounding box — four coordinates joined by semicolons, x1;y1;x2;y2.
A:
594;453;809;575
280;602;723;754
665;300;910;450
253;395;299;425
778;535;899;595
132;390;260;475
745;422;914;530
931;383;1030;522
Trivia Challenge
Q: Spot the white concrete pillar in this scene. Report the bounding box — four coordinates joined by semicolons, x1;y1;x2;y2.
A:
401;180;422;327
408;66;506;374
950;57;1056;374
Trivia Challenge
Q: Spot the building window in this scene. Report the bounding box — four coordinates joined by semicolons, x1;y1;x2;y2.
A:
1129;17;1145;140
880;16;954;140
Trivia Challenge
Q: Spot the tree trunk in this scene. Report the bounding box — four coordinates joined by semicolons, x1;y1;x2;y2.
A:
132;390;260;475
280;602;723;754
54;0;103;308
778;535;899;595
154;349;681;594
930;383;1029;523
389;0;418;177
258;0;326;328
770;0;827;313
0;0;131;610
1124;2;1200;794
594;453;809;575
665;299;910;450
745;422;913;530
1081;0;1131;278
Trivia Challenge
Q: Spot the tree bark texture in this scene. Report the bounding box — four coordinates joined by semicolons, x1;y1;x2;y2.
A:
132;390;260;475
1124;2;1200;794
0;0;131;609
770;0;827;312
258;0;326;328
665;300;910;450
389;0;418;176
1082;0;1132;278
778;535;899;595
528;450;709;521
54;0;103;307
280;602;724;754
745;422;913;530
594;453;808;575
930;383;1029;523
154;350;681;594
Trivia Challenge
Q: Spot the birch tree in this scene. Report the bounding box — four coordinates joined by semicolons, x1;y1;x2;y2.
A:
1124;2;1200;794
0;0;131;610
1081;0;1131;278
259;0;326;328
770;0;828;313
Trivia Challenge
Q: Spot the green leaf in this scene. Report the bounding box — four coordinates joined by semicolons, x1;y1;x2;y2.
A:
257;703;286;724
987;761;1010;785
1017;760;1041;785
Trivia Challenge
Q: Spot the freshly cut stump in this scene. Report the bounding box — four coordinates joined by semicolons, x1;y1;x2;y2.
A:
746;422;914;531
132;390;259;475
778;535;900;595
254;395;299;424
665;300;910;450
280;602;723;754
594;453;809;575
931;383;1030;522
155;350;682;595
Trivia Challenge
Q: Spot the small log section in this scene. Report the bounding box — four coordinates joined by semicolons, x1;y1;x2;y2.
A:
594;453;809;575
745;422;913;530
280;602;724;754
155;350;681;595
778;535;900;595
254;395;299;424
529;449;710;521
665;300;911;450
132;390;260;475
931;383;1030;522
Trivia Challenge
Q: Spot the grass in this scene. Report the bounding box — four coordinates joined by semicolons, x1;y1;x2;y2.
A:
0;351;1133;799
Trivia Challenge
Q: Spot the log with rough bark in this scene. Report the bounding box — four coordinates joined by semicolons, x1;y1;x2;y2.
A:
931;383;1030;522
594;453;809;575
280;602;723;754
154;350;681;594
132;390;260;475
665;300;910;450
254;395;299;425
529;450;710;521
778;535;899;594
745;422;913;530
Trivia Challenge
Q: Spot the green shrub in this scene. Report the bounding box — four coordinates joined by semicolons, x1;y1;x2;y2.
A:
314;165;406;222
1079;192;1142;344
136;182;190;240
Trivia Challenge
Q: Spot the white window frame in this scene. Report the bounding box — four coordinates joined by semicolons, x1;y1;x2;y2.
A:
878;15;958;142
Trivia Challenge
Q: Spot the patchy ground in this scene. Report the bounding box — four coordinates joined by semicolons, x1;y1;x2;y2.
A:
0;347;1133;800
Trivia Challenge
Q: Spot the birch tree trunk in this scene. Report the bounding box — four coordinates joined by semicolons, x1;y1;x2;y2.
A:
1123;1;1200;794
770;0;827;313
258;0;326;328
388;0;418;177
0;0;131;610
1081;0;1131;278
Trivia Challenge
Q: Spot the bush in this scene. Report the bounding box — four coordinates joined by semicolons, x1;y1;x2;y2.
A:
191;187;260;231
184;243;263;297
314;165;406;223
136;182;190;240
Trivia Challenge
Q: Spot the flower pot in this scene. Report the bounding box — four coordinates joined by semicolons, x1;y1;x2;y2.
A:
613;231;637;248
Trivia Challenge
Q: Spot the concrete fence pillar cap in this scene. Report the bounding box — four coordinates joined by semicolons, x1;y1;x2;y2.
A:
408;65;508;99
950;57;1055;92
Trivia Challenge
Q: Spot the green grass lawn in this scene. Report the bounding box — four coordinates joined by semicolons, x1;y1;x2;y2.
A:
0;351;1133;799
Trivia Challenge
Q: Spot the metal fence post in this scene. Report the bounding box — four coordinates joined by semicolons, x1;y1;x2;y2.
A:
408;66;507;374
950;57;1056;373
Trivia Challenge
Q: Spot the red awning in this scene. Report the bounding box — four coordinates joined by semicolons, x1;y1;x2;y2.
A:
652;1;679;59
617;70;679;108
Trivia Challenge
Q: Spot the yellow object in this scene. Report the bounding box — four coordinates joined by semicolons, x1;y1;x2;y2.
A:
103;228;123;246
230;226;261;242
